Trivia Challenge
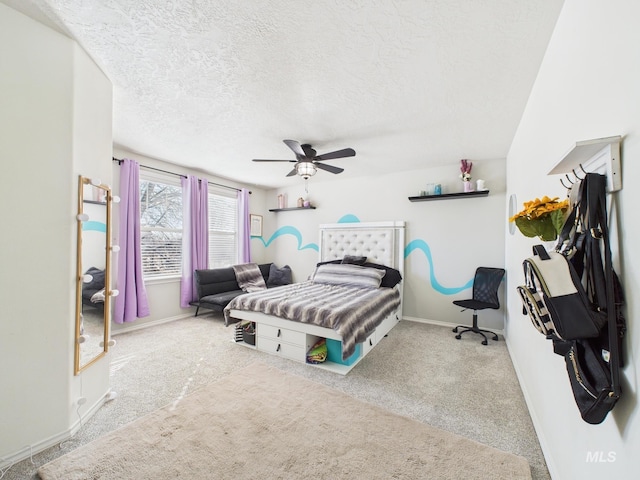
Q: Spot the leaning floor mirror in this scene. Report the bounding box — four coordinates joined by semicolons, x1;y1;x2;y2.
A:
74;175;114;375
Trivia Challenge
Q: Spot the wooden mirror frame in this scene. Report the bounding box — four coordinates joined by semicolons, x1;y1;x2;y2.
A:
74;175;112;375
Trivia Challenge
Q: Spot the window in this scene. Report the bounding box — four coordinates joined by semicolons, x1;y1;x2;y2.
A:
208;186;238;268
139;173;182;279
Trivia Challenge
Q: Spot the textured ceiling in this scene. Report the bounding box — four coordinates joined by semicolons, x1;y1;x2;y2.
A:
6;0;564;188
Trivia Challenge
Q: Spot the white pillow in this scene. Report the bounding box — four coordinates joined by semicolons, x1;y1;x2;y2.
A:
91;288;105;303
312;264;385;289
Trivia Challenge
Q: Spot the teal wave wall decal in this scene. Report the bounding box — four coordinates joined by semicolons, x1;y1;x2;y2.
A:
82;221;106;233
251;214;363;251
249;215;472;295
337;214;360;223
252;225;318;251
250;215;471;295
404;239;473;295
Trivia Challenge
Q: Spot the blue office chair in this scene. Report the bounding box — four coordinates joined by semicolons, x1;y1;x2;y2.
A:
452;267;505;345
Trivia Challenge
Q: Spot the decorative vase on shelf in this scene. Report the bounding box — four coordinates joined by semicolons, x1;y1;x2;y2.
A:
459;159;473;192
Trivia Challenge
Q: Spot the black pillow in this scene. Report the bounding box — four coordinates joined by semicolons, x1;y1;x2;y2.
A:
341;255;368;266
362;262;403;289
316;259;342;268
267;264;292;287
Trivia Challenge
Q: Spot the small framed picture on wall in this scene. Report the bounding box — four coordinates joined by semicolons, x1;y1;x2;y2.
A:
250;214;263;237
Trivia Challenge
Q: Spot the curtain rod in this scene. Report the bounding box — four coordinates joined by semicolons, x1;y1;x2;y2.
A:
112;157;251;194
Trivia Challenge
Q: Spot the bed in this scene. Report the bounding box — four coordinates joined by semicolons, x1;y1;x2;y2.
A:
224;221;405;374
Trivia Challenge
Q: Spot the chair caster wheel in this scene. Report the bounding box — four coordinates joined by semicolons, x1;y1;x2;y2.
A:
452;327;458;333
482;340;488;345
492;335;499;341
455;335;461;340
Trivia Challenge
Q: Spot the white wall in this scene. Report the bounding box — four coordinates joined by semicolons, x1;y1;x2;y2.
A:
0;4;112;464
505;1;639;478
261;159;507;330
70;38;114;418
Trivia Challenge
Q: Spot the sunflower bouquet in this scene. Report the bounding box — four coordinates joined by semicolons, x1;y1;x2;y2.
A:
509;196;570;241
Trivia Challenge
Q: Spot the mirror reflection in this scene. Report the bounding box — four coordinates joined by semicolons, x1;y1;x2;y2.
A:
75;176;112;374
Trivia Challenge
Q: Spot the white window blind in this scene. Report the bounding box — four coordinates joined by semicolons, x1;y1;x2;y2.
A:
139;172;182;279
208;186;238;268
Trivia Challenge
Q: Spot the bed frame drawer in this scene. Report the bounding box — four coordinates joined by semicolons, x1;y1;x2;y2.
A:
259;324;306;344
257;337;305;361
361;332;377;356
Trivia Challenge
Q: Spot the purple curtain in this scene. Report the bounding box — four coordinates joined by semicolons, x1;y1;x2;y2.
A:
180;176;209;308
114;159;150;323
238;188;251;263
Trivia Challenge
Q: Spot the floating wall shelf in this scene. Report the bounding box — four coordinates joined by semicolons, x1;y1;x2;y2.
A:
269;206;317;212
408;190;489;202
548;135;622;192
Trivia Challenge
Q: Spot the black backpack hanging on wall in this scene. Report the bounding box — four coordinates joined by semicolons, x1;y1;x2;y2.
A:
518;173;626;424
517;245;607;341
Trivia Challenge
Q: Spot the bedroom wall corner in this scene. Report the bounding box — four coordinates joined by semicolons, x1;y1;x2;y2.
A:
70;40;114;419
0;3;112;466
504;1;639;478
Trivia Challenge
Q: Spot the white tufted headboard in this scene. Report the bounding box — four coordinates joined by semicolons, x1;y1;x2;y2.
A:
319;221;405;274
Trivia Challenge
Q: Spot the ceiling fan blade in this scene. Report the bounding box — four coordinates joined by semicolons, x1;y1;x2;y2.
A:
252;159;297;162
286;168;298;177
315;148;356;161
300;144;316;158
315;162;344;174
283;139;306;158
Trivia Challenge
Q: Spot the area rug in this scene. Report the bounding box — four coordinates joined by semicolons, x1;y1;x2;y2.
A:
38;363;531;479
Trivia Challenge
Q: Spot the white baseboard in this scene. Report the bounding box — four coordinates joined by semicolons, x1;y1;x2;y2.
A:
504;336;558;480
2;313;195;471
2;316;196;469
0;391;109;471
402;315;505;336
111;313;195;336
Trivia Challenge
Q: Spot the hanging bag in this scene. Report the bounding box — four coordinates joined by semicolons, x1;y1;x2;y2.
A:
563;336;619;424
558;174;624;424
517;244;606;341
518;173;625;424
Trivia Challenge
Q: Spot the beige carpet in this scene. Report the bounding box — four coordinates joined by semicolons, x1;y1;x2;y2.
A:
38;362;531;480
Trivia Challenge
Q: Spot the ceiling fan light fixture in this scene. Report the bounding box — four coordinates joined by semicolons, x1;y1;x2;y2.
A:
252;139;354;178
296;162;317;179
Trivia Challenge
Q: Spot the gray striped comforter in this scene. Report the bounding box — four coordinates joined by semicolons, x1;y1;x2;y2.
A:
224;281;401;360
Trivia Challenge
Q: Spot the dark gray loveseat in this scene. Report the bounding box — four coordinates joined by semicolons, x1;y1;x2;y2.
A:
191;263;292;316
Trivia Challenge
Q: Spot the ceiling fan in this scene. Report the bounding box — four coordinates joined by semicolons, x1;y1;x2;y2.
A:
252;139;356;179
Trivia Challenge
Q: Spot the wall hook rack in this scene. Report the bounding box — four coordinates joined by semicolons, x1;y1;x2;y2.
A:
559;164;589;189
548;136;622;192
